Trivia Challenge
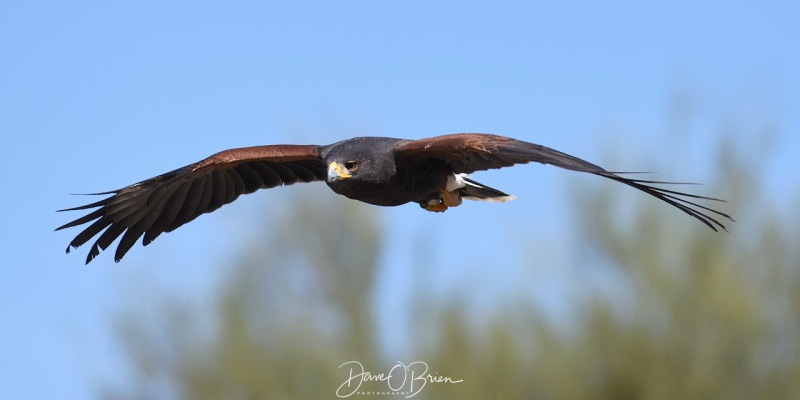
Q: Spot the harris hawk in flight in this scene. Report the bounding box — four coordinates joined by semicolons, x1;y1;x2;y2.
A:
57;133;733;264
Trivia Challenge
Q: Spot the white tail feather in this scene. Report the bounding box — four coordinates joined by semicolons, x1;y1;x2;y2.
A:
462;195;517;203
447;173;515;203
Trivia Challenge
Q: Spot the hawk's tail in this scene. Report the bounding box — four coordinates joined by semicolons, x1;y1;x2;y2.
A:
459;177;516;203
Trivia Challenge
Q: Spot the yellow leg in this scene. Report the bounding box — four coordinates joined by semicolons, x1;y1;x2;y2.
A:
421;202;448;212
441;189;462;207
420;190;462;213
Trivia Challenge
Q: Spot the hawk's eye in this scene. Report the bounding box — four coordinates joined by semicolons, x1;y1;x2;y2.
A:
344;161;358;171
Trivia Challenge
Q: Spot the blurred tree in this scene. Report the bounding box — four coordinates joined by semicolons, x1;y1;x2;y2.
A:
104;187;383;399
415;135;800;399
105;126;800;400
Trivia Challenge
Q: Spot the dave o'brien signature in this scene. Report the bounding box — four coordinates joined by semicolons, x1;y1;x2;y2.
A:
336;360;463;398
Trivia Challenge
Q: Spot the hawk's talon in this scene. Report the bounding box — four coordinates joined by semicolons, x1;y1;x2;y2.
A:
441;189;462;207
420;189;461;212
421;202;448;212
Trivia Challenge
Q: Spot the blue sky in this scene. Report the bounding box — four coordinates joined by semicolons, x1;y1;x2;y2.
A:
2;1;799;398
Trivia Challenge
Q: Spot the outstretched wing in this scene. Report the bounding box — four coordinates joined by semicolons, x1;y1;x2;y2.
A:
394;133;733;231
57;145;326;264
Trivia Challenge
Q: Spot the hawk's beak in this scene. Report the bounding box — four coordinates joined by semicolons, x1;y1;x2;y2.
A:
327;161;352;182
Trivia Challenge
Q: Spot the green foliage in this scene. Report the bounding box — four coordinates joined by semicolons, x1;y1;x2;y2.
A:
105;189;383;399
106;138;800;399
415;138;800;399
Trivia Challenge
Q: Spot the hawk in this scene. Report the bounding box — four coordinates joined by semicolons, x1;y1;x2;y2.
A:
57;133;732;263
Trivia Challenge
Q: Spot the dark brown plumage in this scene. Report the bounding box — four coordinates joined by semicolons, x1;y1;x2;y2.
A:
57;133;733;263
